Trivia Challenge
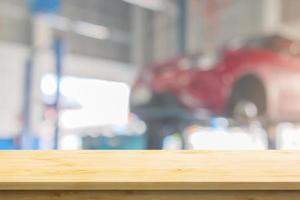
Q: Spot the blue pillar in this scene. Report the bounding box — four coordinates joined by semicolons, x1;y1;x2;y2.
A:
21;59;35;149
177;0;187;53
53;38;64;149
24;0;62;149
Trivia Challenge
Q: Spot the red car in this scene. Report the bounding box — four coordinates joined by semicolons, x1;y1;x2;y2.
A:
131;35;300;148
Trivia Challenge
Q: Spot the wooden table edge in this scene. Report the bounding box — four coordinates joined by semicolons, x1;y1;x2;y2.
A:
1;182;300;190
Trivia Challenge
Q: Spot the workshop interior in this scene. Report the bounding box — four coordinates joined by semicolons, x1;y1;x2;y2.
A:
0;0;300;150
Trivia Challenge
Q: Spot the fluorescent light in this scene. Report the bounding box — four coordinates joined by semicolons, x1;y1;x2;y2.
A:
123;0;165;11
72;21;110;40
45;15;111;40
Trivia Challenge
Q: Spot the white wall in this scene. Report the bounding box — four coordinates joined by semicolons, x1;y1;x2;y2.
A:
0;41;135;137
152;1;178;61
0;42;27;136
187;0;265;53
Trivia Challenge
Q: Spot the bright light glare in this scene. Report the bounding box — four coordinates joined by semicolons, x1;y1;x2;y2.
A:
276;123;300;149
41;75;130;129
163;134;182;150
41;74;57;96
60;78;130;129
60;134;81;150
189;128;266;150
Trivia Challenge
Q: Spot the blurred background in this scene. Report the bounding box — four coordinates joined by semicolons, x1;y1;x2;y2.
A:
1;0;300;150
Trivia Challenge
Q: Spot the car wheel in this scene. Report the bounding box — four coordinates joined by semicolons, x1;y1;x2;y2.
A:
227;75;267;124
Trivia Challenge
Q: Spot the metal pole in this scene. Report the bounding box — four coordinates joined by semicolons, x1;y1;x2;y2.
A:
21;59;34;149
53;38;63;149
21;11;36;149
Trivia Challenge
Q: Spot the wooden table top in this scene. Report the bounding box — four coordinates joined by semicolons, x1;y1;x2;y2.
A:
0;151;300;190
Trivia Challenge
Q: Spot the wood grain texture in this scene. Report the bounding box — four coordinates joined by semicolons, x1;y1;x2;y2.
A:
1;151;300;190
1;191;300;200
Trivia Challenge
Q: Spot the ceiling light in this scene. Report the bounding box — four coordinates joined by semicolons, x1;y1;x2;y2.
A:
123;0;165;11
72;21;110;40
